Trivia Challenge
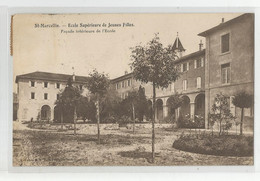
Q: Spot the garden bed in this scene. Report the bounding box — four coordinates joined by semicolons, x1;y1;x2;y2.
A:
173;134;253;157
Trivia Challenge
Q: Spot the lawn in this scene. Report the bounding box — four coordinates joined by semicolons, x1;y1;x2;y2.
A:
13;122;253;166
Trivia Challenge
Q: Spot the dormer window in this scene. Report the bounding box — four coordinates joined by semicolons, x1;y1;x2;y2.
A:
44;82;48;88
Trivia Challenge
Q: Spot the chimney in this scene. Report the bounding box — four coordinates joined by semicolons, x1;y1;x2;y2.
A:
199;40;203;51
72;67;75;82
222;18;225;23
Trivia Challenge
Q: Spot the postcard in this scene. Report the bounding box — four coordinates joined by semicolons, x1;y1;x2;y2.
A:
12;13;254;166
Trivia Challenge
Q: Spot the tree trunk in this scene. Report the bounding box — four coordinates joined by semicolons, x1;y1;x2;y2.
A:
97;100;101;144
152;82;156;163
240;108;244;135
132;103;135;134
61;107;64;130
74;106;77;136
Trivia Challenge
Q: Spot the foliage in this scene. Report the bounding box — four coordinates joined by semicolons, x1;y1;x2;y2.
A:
173;134;253;157
119;86;149;122
209;93;235;135
167;93;183;110
178;114;205;129
130;33;179;89
55;77;82;123
232;92;253;109
86;69;110;97
130;33;179;162
232;91;253;135
76;97;96;122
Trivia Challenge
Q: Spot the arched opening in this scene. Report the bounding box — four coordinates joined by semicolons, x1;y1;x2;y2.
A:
180;96;190;118
54;106;61;122
156;99;163;121
166;97;176;122
195;94;205;118
41;105;51;121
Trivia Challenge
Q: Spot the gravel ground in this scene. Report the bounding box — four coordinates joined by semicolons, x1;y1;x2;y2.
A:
13;122;253;166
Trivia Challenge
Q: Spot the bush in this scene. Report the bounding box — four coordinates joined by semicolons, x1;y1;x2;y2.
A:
178;114;205;129
173;134;253;157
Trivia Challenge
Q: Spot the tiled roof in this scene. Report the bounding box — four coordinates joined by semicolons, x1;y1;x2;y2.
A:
198;13;253;37
15;71;89;84
174;49;205;63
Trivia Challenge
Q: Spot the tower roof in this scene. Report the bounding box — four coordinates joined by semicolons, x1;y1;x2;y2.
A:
172;34;185;52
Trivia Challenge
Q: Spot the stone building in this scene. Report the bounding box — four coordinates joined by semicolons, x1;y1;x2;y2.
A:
15;71;89;122
111;36;206;124
198;13;254;131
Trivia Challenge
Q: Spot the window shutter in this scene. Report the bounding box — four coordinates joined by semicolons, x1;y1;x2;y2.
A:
201;58;204;67
194;60;197;69
181;64;183;72
187;62;189;71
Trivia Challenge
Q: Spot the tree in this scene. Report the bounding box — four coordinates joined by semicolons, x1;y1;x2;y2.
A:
86;69;110;144
232;92;253;135
55;77;82;135
209;93;235;135
135;86;149;122
130;33;179;162
167;93;183;125
76;97;96;122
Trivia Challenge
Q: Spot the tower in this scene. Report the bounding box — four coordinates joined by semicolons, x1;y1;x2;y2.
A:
172;32;185;58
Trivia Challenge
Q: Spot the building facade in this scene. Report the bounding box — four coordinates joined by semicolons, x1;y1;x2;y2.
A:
111;37;206;124
15;71;89;122
198;13;254;131
15;14;254;131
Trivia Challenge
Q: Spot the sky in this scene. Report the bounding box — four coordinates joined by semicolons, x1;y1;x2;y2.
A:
12;13;242;92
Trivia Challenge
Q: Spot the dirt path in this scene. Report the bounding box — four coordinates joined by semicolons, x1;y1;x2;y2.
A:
13;122;253;166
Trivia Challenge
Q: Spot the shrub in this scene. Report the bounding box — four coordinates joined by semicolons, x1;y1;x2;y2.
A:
173;134;253;157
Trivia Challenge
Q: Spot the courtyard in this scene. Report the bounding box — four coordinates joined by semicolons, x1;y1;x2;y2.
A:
13;122;253;166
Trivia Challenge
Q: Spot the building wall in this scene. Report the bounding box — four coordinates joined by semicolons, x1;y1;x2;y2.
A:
204;14;254;131
17;78;88;121
112;51;206;123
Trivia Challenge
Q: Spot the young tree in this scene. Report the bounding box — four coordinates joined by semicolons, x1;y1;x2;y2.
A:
130;33;179;162
232;92;253;135
55;77;82;135
86;69;110;144
209;93;235;135
167;93;183;124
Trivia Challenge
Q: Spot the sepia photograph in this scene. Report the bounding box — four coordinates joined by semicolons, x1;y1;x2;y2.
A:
12;13;254;166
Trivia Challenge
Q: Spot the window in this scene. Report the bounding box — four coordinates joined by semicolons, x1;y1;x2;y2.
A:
170;82;175;92
127;79;131;86
44;93;48;100
183;80;187;90
116;83;119;90
221;63;231;84
57;94;60;100
221;33;230;53
56;83;60;89
31;81;35;87
31;92;35;99
121;81;125;88
79;85;83;90
44;82;48;88
196;77;201;89
181;62;189;72
195;58;204;69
